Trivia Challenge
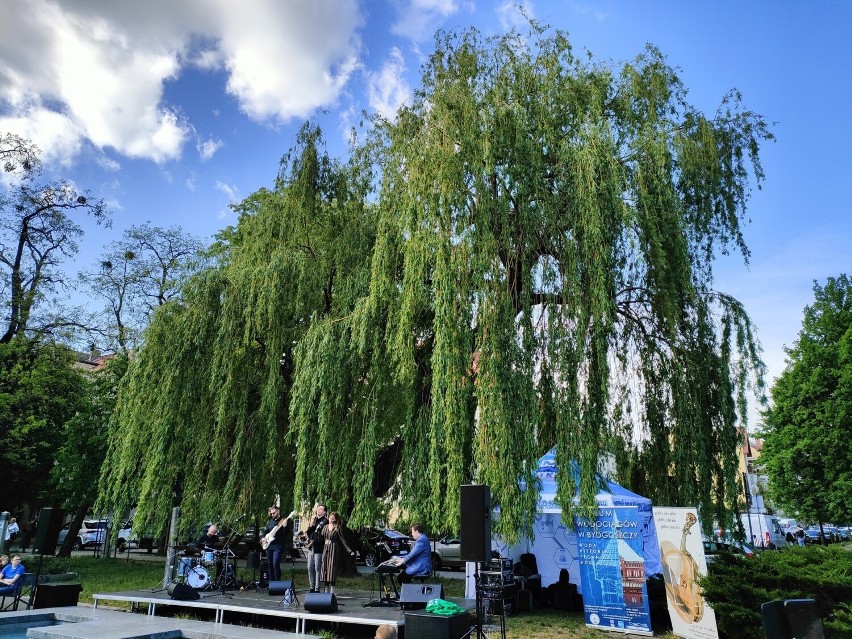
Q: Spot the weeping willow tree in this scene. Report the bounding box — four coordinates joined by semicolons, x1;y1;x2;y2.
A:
335;26;770;540
99;27;770;543
97;124;378;535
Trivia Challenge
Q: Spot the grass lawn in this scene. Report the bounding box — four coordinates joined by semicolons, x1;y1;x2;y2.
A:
31;555;676;638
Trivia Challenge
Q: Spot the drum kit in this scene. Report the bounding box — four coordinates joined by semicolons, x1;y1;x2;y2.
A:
173;545;236;591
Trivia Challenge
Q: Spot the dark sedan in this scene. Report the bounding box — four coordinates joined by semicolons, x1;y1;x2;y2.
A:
355;528;411;566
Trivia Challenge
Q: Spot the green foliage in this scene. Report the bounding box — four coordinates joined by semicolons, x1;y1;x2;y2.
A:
759;274;852;525
97;123;379;537
0;338;87;507
358;26;769;536
50;354;129;509
700;546;852;639
99;27;770;543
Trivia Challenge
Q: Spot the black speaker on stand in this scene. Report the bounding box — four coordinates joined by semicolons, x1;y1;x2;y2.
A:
245;551;261;591
460;485;491;562
33;508;65;555
459;484;492;639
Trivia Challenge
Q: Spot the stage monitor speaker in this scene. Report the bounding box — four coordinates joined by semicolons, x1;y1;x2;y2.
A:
459;484;491;562
167;582;200;601
400;583;444;610
303;592;338;613
268;580;294;596
33;507;65;554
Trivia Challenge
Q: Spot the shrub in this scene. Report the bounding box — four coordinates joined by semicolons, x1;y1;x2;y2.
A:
699;546;852;639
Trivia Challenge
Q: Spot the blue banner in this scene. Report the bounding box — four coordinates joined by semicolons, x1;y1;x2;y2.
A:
576;506;653;636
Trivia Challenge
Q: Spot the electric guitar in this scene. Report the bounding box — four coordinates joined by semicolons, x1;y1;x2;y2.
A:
261;511;296;550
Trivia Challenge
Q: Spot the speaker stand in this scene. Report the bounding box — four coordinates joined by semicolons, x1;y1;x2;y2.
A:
276;557;300;607
244;555;261;592
460;565;489;639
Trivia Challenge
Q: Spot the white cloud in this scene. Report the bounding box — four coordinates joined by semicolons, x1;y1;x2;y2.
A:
215;180;238;202
0;1;365;166
367;48;411;120
0;107;84;168
497;0;535;31
391;0;463;43
186;172;196;192
96;155;121;172
571;3;611;22
197;137;224;161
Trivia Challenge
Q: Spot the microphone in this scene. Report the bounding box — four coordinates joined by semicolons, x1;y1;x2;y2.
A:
234;513;247;522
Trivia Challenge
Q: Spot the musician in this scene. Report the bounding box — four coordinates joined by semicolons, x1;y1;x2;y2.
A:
397;523;431;584
305;503;328;593
196;524;222;580
319;512;355;593
262;506;293;583
196;524;219;549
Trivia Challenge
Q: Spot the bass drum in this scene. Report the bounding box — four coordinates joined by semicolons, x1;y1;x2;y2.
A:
187;566;210;589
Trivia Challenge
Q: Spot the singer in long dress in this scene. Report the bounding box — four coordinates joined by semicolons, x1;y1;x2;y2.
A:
319;512;355;593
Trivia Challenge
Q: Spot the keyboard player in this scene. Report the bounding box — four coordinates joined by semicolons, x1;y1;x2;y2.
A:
397;524;432;584
376;556;404;602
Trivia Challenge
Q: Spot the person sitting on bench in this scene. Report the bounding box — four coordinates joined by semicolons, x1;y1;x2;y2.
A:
397;523;431;584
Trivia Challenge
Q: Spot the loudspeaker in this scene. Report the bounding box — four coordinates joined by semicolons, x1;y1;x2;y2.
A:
33;508;65;554
459;484;491;561
761;599;825;639
268;580;294;596
167;582;201;601
400;583;444;610
303;592;338;613
784;599;825;639
405;610;471;639
246;551;261;570
762;600;788;639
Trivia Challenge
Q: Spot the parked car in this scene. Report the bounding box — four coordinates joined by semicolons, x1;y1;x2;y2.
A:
703;539;755;562
116;519;150;553
803;528;823;544
355;528;410;566
431;535;464;570
56;519;108;550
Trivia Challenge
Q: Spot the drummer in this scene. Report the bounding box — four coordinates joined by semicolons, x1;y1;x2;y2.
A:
196;524;222;580
196;524;220;549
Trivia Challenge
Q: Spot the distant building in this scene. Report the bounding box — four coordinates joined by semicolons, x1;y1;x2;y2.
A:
73;350;112;371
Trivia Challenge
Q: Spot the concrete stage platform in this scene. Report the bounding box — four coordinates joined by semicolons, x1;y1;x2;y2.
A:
92;586;474;636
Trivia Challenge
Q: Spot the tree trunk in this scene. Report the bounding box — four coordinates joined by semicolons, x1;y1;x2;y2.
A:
56;506;88;558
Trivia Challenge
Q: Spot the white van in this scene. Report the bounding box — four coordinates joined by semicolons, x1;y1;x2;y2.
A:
740;513;786;548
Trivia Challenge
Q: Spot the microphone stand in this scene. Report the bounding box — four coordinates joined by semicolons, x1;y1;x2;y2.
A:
203;527;237;600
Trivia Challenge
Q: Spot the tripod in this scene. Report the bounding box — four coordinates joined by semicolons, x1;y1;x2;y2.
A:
243;551;262;592
276;551;300;607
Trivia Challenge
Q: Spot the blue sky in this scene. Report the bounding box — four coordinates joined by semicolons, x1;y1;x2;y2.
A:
1;1;850;422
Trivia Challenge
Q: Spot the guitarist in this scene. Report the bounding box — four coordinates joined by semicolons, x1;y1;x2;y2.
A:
262;505;293;583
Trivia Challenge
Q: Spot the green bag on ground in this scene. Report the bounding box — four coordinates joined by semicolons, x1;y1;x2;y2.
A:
425;598;466;616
